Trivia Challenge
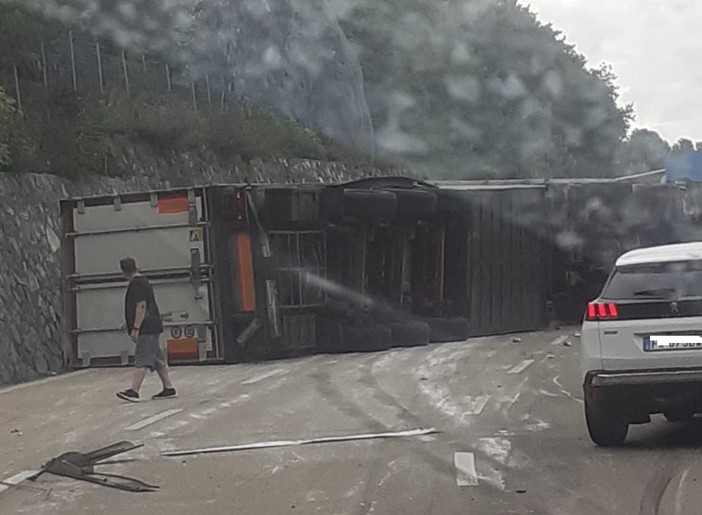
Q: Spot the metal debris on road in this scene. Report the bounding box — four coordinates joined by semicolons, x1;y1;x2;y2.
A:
162;428;440;458
30;441;158;493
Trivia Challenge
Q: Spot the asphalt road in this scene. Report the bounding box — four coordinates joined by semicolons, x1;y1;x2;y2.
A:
2;329;702;514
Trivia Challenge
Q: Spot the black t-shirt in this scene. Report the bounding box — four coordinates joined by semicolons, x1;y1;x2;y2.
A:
125;275;163;335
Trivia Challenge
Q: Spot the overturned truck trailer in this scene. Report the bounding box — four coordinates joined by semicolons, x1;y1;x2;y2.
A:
61;177;550;368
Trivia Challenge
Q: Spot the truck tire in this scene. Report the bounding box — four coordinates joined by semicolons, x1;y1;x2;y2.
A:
420;316;471;343
390;321;430;348
664;409;695;422
316;318;345;354
585;400;629;447
343;324;392;353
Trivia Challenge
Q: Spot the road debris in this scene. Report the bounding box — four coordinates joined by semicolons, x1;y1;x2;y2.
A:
30;441;157;493
563;341;573;347
163;428;440;458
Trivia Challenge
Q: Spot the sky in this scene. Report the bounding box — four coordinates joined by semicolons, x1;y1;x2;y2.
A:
521;0;702;143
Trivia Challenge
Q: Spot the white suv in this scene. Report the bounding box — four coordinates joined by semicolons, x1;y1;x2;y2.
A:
581;242;702;446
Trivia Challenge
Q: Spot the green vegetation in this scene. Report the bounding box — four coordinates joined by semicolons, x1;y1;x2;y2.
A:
615;131;702;176
0;87;18;171
341;0;635;178
0;3;349;178
1;1;698;180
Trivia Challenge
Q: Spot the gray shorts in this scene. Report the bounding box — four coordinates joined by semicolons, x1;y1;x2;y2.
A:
135;334;167;372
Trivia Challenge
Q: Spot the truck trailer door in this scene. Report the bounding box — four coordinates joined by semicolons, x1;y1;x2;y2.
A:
62;189;221;367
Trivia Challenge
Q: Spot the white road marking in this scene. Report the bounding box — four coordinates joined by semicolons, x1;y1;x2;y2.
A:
508;359;534;375
675;465;693;515
124;409;183;431
0;470;41;494
454;452;479;486
0;370;92;396
538;389;559;398
163;427;438;457
552;375;584;404
539;353;556;364
549;335;569;346
241;369;285;385
465;395;491;415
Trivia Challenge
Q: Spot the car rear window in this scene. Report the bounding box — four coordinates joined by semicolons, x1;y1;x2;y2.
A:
602;260;702;300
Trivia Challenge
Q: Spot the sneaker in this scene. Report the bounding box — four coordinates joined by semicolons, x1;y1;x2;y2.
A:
152;388;177;400
116;389;141;403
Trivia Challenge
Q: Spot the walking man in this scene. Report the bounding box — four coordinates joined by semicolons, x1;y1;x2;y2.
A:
117;257;177;402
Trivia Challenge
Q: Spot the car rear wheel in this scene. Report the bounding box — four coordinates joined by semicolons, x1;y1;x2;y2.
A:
585;400;629;447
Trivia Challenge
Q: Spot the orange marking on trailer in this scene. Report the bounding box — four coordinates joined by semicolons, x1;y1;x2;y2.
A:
167;338;199;357
237;233;256;312
158;196;190;214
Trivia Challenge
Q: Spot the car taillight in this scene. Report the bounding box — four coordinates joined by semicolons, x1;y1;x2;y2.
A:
586;302;619;321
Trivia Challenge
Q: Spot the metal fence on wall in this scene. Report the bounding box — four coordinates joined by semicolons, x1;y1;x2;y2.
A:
1;26;234;114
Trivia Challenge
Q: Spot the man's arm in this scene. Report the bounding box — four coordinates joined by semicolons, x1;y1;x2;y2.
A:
130;301;147;341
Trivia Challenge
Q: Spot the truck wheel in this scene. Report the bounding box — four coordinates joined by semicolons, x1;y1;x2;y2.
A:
664;409;695;422
390;321;430;348
316;318;345;354
585;400;629;447
420;316;471;343
343;324;392;353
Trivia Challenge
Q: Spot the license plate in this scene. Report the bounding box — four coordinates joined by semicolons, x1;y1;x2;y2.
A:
644;335;702;352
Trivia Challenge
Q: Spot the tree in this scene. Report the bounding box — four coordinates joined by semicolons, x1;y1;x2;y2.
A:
615;129;670;175
340;0;633;179
671;138;695;155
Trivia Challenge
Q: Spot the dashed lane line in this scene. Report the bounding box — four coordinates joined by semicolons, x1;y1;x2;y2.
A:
124;409;184;431
465;395;492;415
241;369;286;385
549;335;569;346
508;359;535;375
454;452;479;486
0;470;41;495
